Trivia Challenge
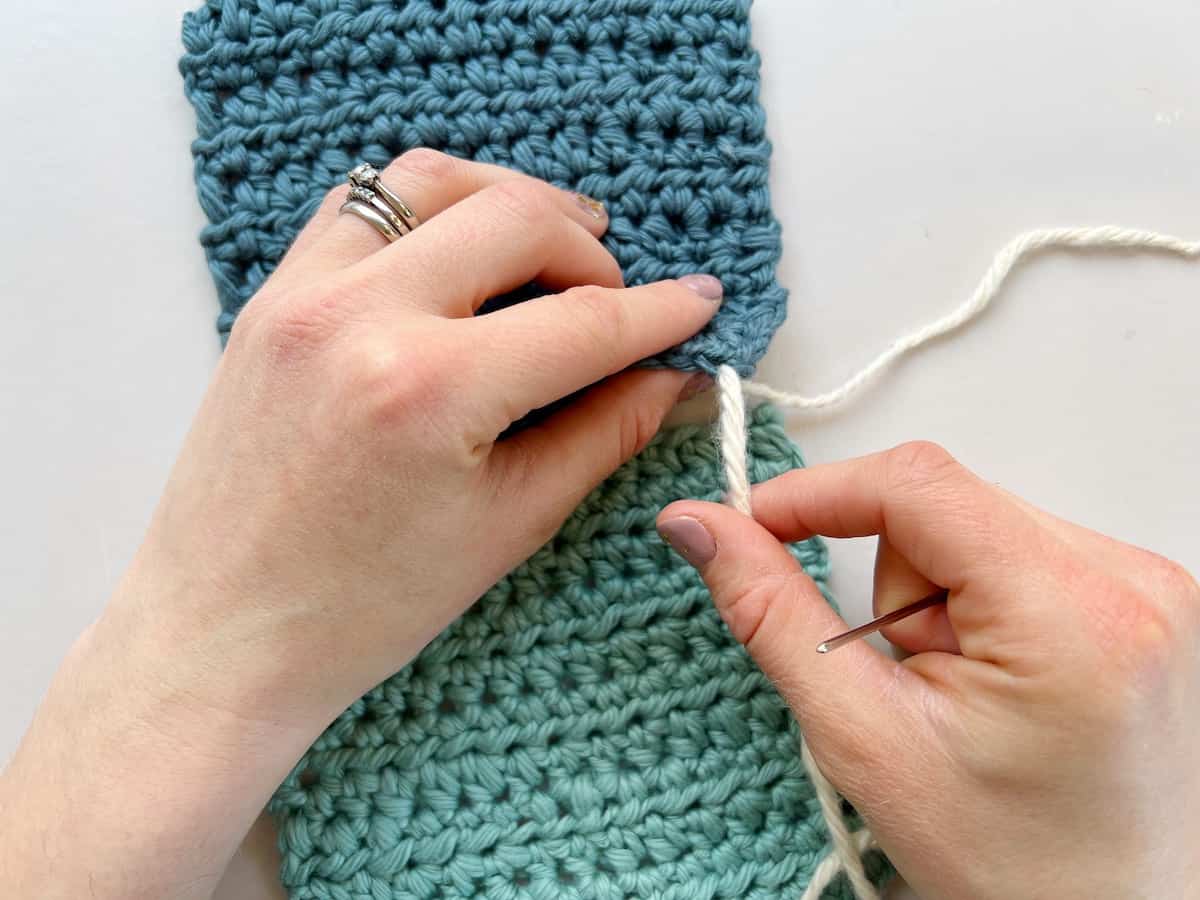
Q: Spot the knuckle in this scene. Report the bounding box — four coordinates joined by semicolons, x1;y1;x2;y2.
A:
885;440;959;491
343;339;444;429
559;285;627;364
615;399;665;462
1084;576;1179;683
392;147;459;182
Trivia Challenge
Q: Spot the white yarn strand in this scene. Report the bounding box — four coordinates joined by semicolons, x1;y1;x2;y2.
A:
718;365;878;893
715;365;879;897
799;829;878;900
713;225;1200;900
716;364;752;515
801;742;881;900
742;226;1200;411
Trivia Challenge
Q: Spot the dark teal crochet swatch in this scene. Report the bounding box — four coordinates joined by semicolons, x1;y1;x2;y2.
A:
270;406;888;900
180;0;787;375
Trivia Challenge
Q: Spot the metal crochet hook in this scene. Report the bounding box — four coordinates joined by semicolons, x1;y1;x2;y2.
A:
816;588;950;654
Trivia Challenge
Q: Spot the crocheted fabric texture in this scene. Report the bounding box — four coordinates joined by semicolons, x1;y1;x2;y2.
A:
270;405;887;900
179;3;891;896
179;0;787;375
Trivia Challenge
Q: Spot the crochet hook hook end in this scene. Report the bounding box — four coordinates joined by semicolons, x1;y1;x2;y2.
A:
816;589;950;654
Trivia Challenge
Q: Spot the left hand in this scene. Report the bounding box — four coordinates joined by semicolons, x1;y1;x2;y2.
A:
0;150;720;900
116;149;721;725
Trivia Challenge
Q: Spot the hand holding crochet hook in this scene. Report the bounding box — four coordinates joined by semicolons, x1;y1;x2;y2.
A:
658;444;1200;899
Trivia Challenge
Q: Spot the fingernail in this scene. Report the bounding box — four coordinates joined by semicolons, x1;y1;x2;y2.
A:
677;273;723;303
573;192;606;219
678;372;714;402
657;516;716;568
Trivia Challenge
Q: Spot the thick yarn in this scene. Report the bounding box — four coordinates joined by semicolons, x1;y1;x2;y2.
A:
717;225;1200;515
704;225;1200;896
270;405;888;900
179;0;787;375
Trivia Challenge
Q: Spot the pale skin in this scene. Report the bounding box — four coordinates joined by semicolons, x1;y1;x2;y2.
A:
0;151;1196;900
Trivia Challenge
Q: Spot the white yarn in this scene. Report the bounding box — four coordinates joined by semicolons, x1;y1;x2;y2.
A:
801;741;880;900
718;366;880;898
715;225;1200;899
799;828;877;900
715;364;752;515
740;226;1200;412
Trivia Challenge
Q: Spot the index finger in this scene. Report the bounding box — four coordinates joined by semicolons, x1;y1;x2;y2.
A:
750;441;1033;592
466;276;723;424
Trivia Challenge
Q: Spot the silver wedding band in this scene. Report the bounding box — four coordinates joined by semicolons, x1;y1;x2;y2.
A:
338;163;422;243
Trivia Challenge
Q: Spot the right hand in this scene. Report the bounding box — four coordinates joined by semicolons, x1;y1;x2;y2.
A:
657;441;1200;900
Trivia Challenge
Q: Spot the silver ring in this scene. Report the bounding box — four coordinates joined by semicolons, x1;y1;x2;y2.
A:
347;163;422;234
346;185;410;237
338;198;403;243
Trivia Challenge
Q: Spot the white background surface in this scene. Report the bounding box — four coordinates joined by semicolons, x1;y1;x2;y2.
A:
2;1;1198;898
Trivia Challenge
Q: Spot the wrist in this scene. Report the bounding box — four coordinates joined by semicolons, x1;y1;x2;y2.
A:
0;578;319;899
110;534;435;730
107;545;355;733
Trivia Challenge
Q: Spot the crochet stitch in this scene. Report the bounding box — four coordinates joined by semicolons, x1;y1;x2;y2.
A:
270;405;888;900
179;2;893;895
179;0;787;375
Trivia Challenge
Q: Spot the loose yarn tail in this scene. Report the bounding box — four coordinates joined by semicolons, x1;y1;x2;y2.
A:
799;742;880;900
740;225;1200;412
718;369;881;899
714;225;1200;899
797;825;876;900
715;365;752;515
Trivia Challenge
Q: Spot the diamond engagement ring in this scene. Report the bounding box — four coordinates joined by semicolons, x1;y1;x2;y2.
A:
337;163;422;242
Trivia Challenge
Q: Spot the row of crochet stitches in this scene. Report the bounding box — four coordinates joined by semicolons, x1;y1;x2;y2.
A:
180;0;786;374
270;406;886;899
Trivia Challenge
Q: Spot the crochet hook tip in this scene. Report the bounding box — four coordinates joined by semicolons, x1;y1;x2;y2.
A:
815;589;950;655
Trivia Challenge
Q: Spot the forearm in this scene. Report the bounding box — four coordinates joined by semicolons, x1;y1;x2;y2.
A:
0;581;318;900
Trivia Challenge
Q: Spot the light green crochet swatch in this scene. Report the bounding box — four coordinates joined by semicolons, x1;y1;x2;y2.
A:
270;405;888;899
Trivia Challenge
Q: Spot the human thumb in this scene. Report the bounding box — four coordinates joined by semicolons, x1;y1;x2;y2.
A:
656;499;913;780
